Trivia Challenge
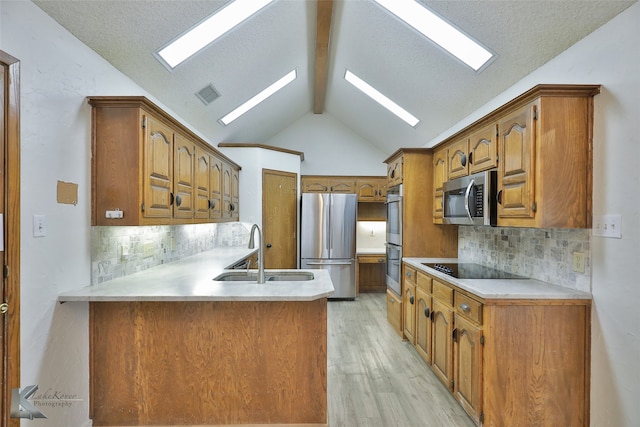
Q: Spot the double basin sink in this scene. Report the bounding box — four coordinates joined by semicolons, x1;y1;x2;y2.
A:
213;271;314;282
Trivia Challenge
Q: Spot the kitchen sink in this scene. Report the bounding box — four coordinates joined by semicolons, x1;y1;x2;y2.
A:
213;271;314;282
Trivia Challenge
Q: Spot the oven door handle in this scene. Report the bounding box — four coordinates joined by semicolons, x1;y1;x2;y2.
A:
464;179;475;224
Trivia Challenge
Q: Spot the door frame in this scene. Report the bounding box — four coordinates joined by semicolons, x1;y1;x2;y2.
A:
1;50;21;427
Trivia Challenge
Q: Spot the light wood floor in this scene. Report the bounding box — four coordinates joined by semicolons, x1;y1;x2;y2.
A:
327;293;475;427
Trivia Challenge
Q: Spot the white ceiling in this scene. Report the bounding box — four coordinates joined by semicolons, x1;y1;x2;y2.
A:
32;0;636;156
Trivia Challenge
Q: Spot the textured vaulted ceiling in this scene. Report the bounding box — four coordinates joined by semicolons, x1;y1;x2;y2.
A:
32;0;636;155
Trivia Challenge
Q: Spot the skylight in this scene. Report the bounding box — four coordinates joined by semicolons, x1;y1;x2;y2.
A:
344;70;420;127
156;0;273;69
219;69;297;126
374;0;494;71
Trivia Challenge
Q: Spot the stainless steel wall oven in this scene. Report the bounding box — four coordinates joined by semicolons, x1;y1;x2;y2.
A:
385;184;402;295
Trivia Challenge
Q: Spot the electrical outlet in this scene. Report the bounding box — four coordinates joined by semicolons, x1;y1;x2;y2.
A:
593;214;622;238
143;242;155;258
572;252;585;273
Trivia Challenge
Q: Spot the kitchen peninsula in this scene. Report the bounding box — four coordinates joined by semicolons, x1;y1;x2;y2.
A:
59;248;334;426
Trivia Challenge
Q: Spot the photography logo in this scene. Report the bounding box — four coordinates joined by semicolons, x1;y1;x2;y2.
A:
11;385;47;419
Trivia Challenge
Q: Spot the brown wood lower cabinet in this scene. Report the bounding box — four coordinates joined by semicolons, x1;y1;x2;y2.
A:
356;254;386;293
90;299;327;426
400;262;591;426
386;289;403;337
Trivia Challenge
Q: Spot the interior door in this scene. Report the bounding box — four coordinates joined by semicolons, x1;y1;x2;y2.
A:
262;169;297;269
1;50;20;427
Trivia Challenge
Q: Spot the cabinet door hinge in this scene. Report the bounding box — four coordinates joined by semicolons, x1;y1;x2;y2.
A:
141;203;145;212
480;412;485;424
533;106;538;120
142;117;147;129
532;201;538;213
480;335;485;345
3;265;8;278
450;379;455;389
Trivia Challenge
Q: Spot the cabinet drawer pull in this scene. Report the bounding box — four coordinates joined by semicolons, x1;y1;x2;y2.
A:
452;328;458;343
389;297;395;303
175;194;182;207
424;307;430;318
497;189;503;205
409;295;414;305
406;271;412;277
460;303;471;313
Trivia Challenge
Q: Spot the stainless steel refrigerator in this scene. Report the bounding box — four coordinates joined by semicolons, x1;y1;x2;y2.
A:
301;193;357;299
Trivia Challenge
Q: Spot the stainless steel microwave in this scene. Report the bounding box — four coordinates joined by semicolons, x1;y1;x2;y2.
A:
442;170;497;226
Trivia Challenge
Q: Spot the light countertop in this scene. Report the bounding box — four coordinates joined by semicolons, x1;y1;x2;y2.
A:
59;247;335;302
404;258;592;301
357;248;386;255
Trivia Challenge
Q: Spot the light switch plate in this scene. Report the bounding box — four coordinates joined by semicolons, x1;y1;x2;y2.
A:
33;214;46;237
593;214;622;238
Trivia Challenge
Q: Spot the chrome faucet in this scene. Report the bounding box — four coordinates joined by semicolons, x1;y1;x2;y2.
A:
248;223;265;284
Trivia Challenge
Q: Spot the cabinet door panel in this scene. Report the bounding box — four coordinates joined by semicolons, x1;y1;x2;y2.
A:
433;148;447;222
447;138;469;180
143;116;173;219
432;298;454;390
415;287;432;365
469;123;498;174
357;180;378;201
403;283;416;344
454;315;483;424
194;148;210;219
498;103;536;219
209;157;223;220
173;134;195;219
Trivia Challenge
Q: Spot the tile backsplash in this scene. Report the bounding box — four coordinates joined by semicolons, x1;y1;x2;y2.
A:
458;226;591;292
91;222;251;284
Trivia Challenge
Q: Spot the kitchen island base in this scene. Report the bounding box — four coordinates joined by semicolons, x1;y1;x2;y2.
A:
90;299;327;426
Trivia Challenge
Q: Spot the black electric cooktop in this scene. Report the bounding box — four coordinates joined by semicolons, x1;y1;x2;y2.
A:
422;263;526;280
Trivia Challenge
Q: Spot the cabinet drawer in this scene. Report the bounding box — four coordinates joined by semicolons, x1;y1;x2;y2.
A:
416;271;432;293
432;280;453;305
404;265;417;284
454;292;483;325
358;255;386;264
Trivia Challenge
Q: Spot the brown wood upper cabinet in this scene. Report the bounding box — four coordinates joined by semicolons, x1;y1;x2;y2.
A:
446;124;498;181
386;155;403;187
432;147;447;224
302;176;387;202
356;178;387;202
88;96;241;226
301;176;355;193
496;89;598;228
431;84;600;228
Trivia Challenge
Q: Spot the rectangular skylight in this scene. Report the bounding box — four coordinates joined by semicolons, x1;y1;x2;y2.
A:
344;70;420;127
374;0;494;71
157;0;273;69
220;69;297;126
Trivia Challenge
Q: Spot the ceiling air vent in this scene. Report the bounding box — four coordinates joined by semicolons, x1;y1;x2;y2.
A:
195;84;220;105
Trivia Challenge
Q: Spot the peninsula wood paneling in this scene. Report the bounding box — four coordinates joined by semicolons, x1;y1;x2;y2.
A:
90;300;327;426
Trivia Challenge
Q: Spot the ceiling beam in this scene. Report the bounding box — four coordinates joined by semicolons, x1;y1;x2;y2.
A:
313;0;333;114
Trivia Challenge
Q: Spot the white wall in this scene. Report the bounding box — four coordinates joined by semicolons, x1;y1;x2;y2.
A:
426;3;640;425
217;147;302;226
267;112;389;176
